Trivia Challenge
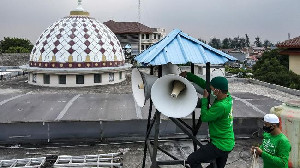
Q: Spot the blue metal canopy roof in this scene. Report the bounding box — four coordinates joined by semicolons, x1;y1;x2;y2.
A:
135;29;237;65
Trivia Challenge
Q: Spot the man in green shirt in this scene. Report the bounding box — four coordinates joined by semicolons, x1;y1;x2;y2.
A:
181;72;235;168
251;114;291;168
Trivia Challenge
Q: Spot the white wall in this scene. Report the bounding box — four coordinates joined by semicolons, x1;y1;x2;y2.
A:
195;65;225;78
28;71;126;87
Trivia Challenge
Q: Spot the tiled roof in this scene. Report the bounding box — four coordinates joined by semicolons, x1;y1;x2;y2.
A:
277;36;300;48
103;20;154;34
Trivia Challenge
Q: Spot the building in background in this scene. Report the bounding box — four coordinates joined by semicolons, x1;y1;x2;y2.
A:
104;20;166;56
277;36;300;75
20;1;131;87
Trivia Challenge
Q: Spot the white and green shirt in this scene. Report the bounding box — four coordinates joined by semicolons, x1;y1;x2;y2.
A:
260;132;291;168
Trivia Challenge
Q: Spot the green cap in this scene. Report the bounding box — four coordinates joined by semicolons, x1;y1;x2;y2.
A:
211;76;228;90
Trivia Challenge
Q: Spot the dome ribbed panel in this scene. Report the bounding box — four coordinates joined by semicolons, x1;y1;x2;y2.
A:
30;16;124;64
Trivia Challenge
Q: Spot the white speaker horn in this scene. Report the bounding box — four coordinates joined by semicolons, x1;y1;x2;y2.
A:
151;75;198;118
162;63;181;76
132;68;158;107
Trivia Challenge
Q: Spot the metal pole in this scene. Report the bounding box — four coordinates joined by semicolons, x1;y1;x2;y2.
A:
142;66;155;168
205;62;217;168
206;62;211;107
150;110;161;168
150;65;162;168
150;141;180;161
170;118;202;147
142;105;155;168
177;118;193;131
190;63;198;151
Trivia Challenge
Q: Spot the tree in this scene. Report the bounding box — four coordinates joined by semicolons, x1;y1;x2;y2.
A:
222;38;231;49
198;38;207;44
239;38;246;48
245;34;250;47
209;38;221;49
254;36;262;47
252;49;300;89
263;40;273;48
0;37;33;53
6;46;30;53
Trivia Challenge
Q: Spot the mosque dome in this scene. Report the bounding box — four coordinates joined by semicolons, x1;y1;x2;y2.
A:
21;0;131;87
29;2;125;69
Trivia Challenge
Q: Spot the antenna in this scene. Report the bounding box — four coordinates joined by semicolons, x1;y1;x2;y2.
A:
138;0;141;23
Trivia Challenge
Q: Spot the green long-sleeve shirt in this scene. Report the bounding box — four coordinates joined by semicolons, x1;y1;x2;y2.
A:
186;72;235;152
259;132;291;168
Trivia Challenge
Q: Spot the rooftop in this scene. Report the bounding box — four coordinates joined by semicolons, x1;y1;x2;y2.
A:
277;36;300;48
0;71;298;167
0;138;263;168
103;20;154;34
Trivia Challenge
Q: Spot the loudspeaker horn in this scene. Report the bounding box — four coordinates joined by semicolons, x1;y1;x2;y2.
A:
162;63;181;76
132;68;158;107
151;74;198;118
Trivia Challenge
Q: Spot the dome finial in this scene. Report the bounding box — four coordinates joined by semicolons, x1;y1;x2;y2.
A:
76;0;83;11
70;0;89;16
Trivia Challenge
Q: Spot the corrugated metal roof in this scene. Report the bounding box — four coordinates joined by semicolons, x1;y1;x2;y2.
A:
135;29;237;65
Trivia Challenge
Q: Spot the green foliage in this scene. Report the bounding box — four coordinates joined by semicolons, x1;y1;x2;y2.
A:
206;35;271;49
198;38;207;44
254;36;262;47
252;49;300;90
6;46;30;53
0;37;33;53
222;38;231;49
263;40;273;48
225;65;252;78
209;38;222;49
245;34;250;47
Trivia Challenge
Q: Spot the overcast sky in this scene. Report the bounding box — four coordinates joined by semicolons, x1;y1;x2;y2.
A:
0;0;299;45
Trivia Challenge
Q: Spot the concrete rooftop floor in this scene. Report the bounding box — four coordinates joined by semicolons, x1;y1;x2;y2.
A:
0;138;263;168
0;74;298;167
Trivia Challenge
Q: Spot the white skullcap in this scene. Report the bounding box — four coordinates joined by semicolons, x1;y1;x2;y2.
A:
264;114;279;123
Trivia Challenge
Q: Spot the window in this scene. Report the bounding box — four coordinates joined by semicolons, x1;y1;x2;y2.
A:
158;35;161;39
32;74;37;83
133;35;139;39
141;45;145;50
120;34;127;39
58;75;66;84
109;73;114;82
94;74;102;83
198;67;203;75
146;34;149;39
76;75;84;84
43;74;50;84
119;72;122;80
154;34;157;39
142;34;145;39
146;45;149;49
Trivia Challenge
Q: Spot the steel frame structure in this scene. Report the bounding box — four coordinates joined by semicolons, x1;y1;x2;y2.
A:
142;63;217;168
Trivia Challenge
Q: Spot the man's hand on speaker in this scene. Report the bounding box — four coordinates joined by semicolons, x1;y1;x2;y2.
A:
203;89;209;98
179;71;187;78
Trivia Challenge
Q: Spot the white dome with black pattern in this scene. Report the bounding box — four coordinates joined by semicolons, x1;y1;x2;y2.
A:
29;3;124;69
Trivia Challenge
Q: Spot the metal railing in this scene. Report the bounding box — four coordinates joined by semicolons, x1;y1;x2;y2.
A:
53;153;123;167
0;157;46;168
